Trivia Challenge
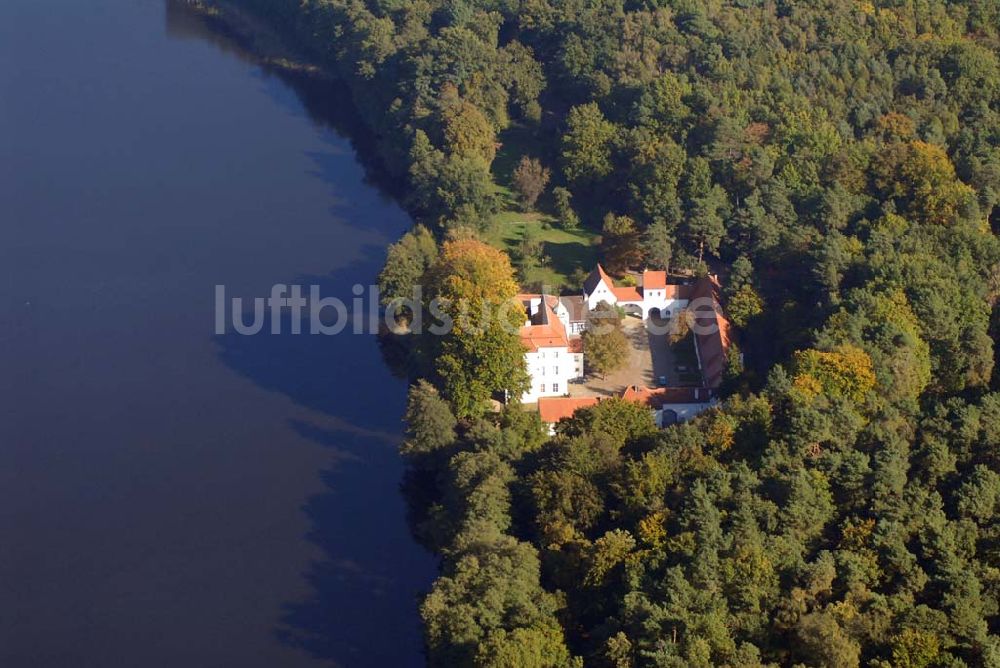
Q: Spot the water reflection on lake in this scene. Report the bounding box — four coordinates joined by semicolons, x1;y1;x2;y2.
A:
0;1;433;666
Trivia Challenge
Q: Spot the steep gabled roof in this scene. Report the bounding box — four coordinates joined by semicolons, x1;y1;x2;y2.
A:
519;299;569;351
690;274;722;303
696;306;732;388
583;264;615;295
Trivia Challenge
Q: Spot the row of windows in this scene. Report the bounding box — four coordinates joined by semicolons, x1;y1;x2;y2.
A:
539;383;559;394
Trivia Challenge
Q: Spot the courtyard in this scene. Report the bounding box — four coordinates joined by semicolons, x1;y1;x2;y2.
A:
569;315;701;398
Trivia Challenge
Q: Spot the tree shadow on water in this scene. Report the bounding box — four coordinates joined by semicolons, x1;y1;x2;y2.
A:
164;0;403;202
213;273;435;667
169;5;435;663
275;420;434;668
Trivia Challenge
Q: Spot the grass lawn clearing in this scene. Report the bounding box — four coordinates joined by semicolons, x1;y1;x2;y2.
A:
484;213;598;290
483;122;599;289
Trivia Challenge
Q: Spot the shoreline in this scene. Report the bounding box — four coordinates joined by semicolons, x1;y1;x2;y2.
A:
173;0;407;201
178;0;326;78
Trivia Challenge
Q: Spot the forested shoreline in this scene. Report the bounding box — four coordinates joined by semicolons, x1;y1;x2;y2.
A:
230;1;1000;665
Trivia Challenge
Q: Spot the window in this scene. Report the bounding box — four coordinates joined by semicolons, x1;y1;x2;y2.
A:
541;367;546;376
553;366;558;375
540;384;545;394
553;383;559;393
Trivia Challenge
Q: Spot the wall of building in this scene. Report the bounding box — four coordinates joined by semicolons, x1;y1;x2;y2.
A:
585;283;615;310
655;401;715;426
522;348;583;403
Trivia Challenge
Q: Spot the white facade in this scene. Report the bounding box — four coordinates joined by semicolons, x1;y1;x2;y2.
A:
520;268;715;407
638;290;688;320
582;267;691;320
522;346;584;403
518;295;584;404
584;280;617;311
532;269;729;427
654;402;715;427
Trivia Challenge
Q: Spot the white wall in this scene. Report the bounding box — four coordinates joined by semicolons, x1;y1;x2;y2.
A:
655;401;715;426
522;347;584;403
585;282;615;310
641;296;689;319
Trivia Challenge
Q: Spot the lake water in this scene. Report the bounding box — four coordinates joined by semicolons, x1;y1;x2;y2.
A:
0;1;435;665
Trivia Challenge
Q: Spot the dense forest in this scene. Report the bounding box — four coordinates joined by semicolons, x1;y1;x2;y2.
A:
233;0;1000;665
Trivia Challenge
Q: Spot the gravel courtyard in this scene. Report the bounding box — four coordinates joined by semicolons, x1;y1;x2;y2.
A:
570;315;691;397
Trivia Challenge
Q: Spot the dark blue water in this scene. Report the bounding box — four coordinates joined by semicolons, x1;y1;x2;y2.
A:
0;1;435;666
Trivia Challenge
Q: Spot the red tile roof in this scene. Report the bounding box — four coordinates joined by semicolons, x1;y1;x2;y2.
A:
611;286;643;302
538;386;713;424
642;270;667;290
538;396;600;423
583;264;615;295
697;308;731;388
519;299;569;351
586;265;695;304
690;274;722;302
688;276;732;388
620;385;710;408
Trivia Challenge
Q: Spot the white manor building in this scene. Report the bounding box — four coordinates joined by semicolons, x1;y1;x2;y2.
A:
518;266;733;425
517;295;585;403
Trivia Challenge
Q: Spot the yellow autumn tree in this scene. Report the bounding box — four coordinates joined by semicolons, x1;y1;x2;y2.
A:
877;140;975;226
819;288;931;404
791;344;876;405
426;239;528;417
429;238;520;308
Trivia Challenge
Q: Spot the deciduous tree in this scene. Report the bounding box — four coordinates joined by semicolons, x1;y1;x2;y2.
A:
378;225;438;310
582;303;629;379
428;240;528;417
511;156;551;210
561;103;616;187
601;214;643;275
